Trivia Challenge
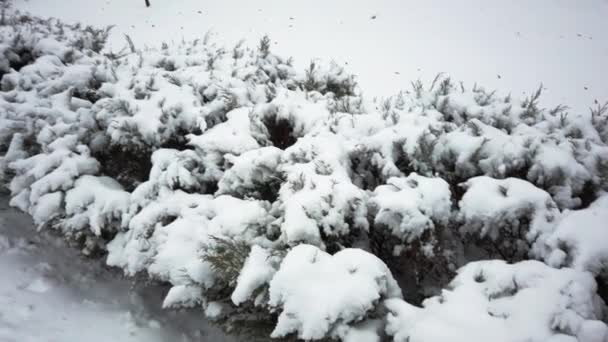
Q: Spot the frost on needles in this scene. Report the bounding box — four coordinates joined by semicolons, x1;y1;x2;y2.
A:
1;9;608;342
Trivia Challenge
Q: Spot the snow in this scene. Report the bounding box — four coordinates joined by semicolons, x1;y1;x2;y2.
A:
189;107;260;155
543;195;608;275
107;189;274;303
459;176;559;250
370;173;452;244
162;285;203;309
268;244;402;340
231;245;276;306
64;175;130;236
385;260;608;342
147;215;213;285
216;146;283;198
338;320;384;342
275;133;369;247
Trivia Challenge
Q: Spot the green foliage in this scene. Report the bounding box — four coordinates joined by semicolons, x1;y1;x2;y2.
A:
92;144;152;192
124;34;136;53
591;101;608;143
201;236;251;287
302;61;357;99
520;84;544;123
258;35;271;58
328;96;364;115
73;25;114;53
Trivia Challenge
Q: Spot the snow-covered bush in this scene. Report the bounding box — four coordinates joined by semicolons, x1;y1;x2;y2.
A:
392;80;608;209
540;195;608;303
268;244;402;341
385;260;608;342
458;176;560;262
216;146;284;201
543;195;608;273
275;133;369;249
369;173;454;302
0;11;115;254
298;60;357;99
1;9;608;341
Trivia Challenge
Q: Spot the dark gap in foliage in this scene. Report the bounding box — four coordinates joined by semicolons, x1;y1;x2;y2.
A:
71;72;104;103
204;180;219;195
0;48;34;84
160;215;178;227
368;227;423;304
349;150;385;191
204;110;228;130
93;145;152;192
596;274;608;306
160;126;200;151
325;79;356;99
177;178;217;196
10;48;34;72
259;182;281;203
72;88;102;104
262;116;296;150
449;182;467;208
368;224;452;305
156;58;177;72
321;231;353;255
160;137;195;151
462;209;533;263
224;310;301;342
578;180;598;209
100;228;118;243
247;176;282;203
393;144;412;176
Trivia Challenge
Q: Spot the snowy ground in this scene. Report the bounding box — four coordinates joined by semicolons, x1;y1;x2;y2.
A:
0;194;234;342
14;0;608;113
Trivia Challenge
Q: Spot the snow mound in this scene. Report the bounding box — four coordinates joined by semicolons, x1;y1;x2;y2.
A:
268;244;402;340
543;195;608;278
64;175;130;236
231;245;277;306
459;176;560;261
370;173;451;247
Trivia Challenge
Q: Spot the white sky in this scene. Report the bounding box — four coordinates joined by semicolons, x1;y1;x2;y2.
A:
14;0;608;113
